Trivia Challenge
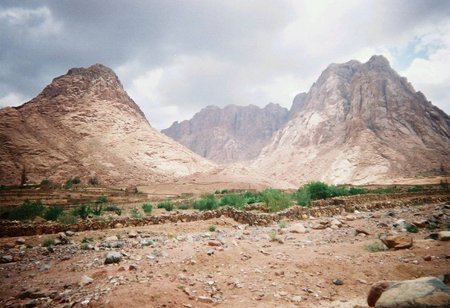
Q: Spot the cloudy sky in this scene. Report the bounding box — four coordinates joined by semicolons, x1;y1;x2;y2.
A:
1;0;449;129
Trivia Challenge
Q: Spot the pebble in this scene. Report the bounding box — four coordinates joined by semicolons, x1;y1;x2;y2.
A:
332;278;344;285
104;252;123;264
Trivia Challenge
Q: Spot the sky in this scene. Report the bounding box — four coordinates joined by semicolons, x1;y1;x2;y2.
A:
0;0;449;130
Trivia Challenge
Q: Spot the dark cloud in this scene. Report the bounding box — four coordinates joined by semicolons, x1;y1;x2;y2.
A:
0;0;449;128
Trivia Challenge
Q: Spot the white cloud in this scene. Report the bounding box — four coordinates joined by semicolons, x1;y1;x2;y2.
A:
0;92;24;107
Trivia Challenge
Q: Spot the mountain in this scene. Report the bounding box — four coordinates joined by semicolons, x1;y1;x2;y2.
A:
162;103;289;163
252;55;450;185
0;64;215;186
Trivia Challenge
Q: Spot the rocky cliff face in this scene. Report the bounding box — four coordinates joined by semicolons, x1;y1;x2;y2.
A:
0;64;215;186
253;55;450;185
162;103;289;163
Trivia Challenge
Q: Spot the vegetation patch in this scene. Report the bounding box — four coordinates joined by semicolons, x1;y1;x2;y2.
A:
43;206;64;221
142;202;153;214
193;194;219;211
261;189;292;212
157;200;174;212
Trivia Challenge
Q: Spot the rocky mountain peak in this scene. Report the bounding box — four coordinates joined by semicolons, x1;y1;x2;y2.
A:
253;55;450;185
162;103;289;163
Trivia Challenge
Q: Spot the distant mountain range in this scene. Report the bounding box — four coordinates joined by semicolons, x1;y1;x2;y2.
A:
1;56;448;186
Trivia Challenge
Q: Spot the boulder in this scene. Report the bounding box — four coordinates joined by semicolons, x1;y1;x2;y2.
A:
380;234;413;249
288;223;307;234
367;276;450;307
104;252;123;264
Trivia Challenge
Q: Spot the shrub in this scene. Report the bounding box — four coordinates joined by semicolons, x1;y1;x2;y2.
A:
278;220;288;228
269;230;278;242
295;182;368;206
9;200;45;220
81;237;93;243
42;238;55;247
43;206;64;221
80;243;91;250
130;208;142;219
192;194;219;211
208;224;217;232
142;202;153;214
306;182;332;200
220;193;246;209
406;224;418;233
364;241;387;252
64;178;73;189
95;196;108;204
177;204;189;210
40;179;56;190
348;187;368;195
72;204;91;220
440;179;449;190
157;200;174;212
294;187;312;207
91;204;103;216
243;191;263;204
261;189;291;212
88;177;99;186
104;204;122;215
58;213;77;225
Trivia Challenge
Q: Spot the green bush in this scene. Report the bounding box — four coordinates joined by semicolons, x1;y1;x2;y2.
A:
43;206;64;221
364;240;387;252
104;204;122;215
91;204;103;216
294;187;312;206
294;182;369;206
220;193;246;209
130;208;142;219
348;187;368;195
192;194;219;211
243;191;263;204
261;189;292;212
72;204;91;220
157;200;174;212
58;213;77;225
406;224;418;233
42;238;55;247
407;185;423;192
95;196;108;204
64;178;73;189
9;200;45;220
142;202;153;214
177;204;189;210
278;220;288;228
208;224;217;232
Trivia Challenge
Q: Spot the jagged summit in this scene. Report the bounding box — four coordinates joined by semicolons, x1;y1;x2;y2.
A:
0;64;215;186
162;103;289;163
252;55;450;185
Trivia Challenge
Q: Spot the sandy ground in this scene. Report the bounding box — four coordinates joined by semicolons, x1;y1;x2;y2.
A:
0;201;449;308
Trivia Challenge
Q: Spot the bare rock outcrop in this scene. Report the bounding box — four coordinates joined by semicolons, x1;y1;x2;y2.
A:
253;55;450;185
162;103;289;163
0;64;215;186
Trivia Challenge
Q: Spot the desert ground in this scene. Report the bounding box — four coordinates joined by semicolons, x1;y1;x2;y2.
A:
0;181;449;308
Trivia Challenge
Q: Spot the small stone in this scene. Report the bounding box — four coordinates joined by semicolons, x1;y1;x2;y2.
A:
332;278;344;285
65;230;75;236
288;223;307;234
207;249;215;256
437;231;450;241
16;238;26;245
0;255;13;263
79;275;94;287
104;235;119;242
208;241;222;247
380;234;413;249
105;252;123;264
129;264;138;271
355;228;370;236
198;296;214;303
423;255;432;261
128;231;138;238
291;295;302;303
114;223;124;228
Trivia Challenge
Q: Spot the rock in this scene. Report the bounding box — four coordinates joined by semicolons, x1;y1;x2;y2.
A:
208;241;222;247
0;255;13;263
412;220;428;228
197;296;214;303
129;264;138;271
128;230;138;238
79;275;94;287
437;231;450;241
288;223;307;234
114;223;124;228
380;235;413;249
24;299;38;307
65;230;75;236
104;235;119;242
16;238;26;245
332;278;344;285
291;295;302;303
207;249;215;256
393;219;407;231
355;228;370;236
105;252;123;264
58;232;69;244
423;256;432;261
367;276;450;307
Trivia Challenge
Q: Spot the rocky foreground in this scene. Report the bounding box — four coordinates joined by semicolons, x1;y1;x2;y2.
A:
0;201;449;307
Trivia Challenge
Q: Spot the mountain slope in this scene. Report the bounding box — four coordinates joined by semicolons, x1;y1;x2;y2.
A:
253;55;450;185
0;64;215;186
162;103;289;163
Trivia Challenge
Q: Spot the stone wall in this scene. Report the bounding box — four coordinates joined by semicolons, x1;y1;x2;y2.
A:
0;192;448;237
